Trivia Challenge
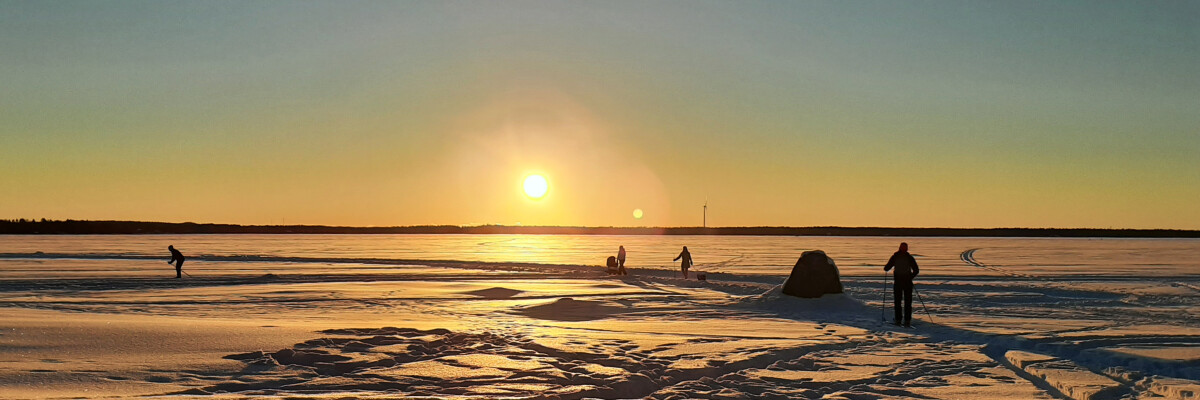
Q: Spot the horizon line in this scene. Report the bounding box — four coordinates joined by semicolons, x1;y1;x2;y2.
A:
2;219;1199;235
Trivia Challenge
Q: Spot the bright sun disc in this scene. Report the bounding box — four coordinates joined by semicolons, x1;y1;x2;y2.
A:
523;174;548;199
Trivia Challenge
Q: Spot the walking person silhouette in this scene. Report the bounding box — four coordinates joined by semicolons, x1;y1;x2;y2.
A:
884;242;920;327
617;246;627;275
673;246;693;279
168;245;185;279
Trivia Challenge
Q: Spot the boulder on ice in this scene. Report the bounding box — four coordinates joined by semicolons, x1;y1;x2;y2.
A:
781;250;844;298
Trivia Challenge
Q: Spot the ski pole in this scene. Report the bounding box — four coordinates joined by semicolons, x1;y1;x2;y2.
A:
914;286;933;323
882;268;888;323
169;261;192;278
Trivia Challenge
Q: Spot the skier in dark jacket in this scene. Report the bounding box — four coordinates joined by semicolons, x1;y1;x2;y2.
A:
884;242;919;327
168;245;185;279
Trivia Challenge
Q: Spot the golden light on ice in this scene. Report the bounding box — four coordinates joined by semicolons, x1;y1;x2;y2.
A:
633;209;644;219
523;174;549;199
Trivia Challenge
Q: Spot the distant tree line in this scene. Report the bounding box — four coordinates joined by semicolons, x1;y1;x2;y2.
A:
1;219;1198;238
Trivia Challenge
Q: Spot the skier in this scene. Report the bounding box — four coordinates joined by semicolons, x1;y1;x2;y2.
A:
884;242;920;327
168;245;185;279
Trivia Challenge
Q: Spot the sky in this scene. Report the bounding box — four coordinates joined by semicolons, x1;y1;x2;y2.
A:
1;1;1197;229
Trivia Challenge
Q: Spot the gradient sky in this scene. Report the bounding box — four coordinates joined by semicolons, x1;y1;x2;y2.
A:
2;1;1197;228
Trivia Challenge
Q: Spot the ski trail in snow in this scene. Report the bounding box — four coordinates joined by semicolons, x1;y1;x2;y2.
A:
1173;282;1200;292
703;253;746;273
959;248;1070;287
960;248;1035;279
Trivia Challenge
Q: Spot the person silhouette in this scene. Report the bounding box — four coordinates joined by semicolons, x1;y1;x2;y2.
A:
673;246;693;279
168;245;185;279
884;242;920;327
617;246;627;275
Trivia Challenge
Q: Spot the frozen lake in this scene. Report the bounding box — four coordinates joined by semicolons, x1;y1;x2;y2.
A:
1;234;1197;277
0;234;1197;398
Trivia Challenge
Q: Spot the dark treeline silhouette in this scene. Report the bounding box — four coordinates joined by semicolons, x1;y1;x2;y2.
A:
1;219;1198;238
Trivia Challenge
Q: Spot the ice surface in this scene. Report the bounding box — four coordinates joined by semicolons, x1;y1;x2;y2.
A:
0;235;1197;398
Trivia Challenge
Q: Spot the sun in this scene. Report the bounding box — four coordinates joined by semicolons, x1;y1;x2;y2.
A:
523;174;548;200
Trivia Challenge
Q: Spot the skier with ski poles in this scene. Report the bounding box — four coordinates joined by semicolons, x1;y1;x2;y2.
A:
883;242;919;327
168;245;186;279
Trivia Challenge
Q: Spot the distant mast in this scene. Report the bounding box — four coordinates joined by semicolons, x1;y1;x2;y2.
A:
703;199;708;228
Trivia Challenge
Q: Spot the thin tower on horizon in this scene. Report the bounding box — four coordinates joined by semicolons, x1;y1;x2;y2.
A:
703;199;708;228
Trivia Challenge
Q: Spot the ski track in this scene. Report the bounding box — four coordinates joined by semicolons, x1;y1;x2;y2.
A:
960;248;1039;280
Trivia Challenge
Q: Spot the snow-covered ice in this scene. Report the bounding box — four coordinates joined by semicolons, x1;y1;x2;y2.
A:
0;235;1196;399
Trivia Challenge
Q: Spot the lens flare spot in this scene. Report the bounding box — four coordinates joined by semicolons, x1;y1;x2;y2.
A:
633;209;644;219
523;175;548;199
